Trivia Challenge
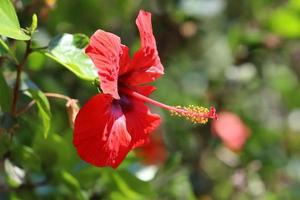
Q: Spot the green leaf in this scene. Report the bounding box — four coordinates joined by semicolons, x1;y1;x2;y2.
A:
26;89;51;138
0;112;17;133
28;51;46;71
0;38;18;64
44;34;97;81
61;170;80;189
12;146;41;171
0;70;11;112
0;133;10;158
111;172;142;199
56;170;87;200
0;0;30;40
104;170;155;200
0;39;6;56
269;8;300;38
288;0;300;12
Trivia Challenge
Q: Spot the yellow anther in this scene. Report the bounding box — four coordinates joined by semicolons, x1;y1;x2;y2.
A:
170;105;211;124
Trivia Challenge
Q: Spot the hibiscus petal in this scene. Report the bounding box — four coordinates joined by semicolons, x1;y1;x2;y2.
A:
124;96;161;149
85;30;121;99
130;85;156;97
73;94;132;168
120;10;164;85
136;10;158;50
119;44;131;75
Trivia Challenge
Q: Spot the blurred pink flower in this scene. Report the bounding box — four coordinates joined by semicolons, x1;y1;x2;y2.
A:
211;112;250;151
136;131;167;166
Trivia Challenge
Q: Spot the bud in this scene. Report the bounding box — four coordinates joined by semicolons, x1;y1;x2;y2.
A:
66;99;80;128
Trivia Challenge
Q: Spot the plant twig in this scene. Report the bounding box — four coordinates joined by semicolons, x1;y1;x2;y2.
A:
16;92;77;117
11;40;32;116
44;92;73;101
16;100;35;117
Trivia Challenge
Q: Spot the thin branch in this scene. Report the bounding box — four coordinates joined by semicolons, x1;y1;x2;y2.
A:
44;92;73;101
11;40;31;116
15;100;35;117
15;92;77;117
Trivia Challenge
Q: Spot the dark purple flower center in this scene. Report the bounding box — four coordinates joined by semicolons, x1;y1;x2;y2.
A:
113;94;133;113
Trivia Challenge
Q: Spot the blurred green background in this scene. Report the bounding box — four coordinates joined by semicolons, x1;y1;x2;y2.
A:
2;0;300;199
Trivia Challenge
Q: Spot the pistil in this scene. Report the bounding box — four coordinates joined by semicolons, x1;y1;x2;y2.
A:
121;87;218;124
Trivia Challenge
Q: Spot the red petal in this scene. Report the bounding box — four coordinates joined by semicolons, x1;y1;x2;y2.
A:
120;10;164;85
130;85;156;97
119;44;131;75
124;97;161;149
85;30;122;99
73;94;132;168
136;10;157;50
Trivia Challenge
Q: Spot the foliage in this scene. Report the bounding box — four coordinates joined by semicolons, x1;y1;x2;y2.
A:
1;0;300;199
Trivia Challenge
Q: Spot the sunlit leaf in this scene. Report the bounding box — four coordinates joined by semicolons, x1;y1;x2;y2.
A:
44;34;97;81
0;0;30;40
26;89;51;138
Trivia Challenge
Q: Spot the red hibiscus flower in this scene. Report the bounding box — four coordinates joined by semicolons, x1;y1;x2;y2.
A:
73;10;217;169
